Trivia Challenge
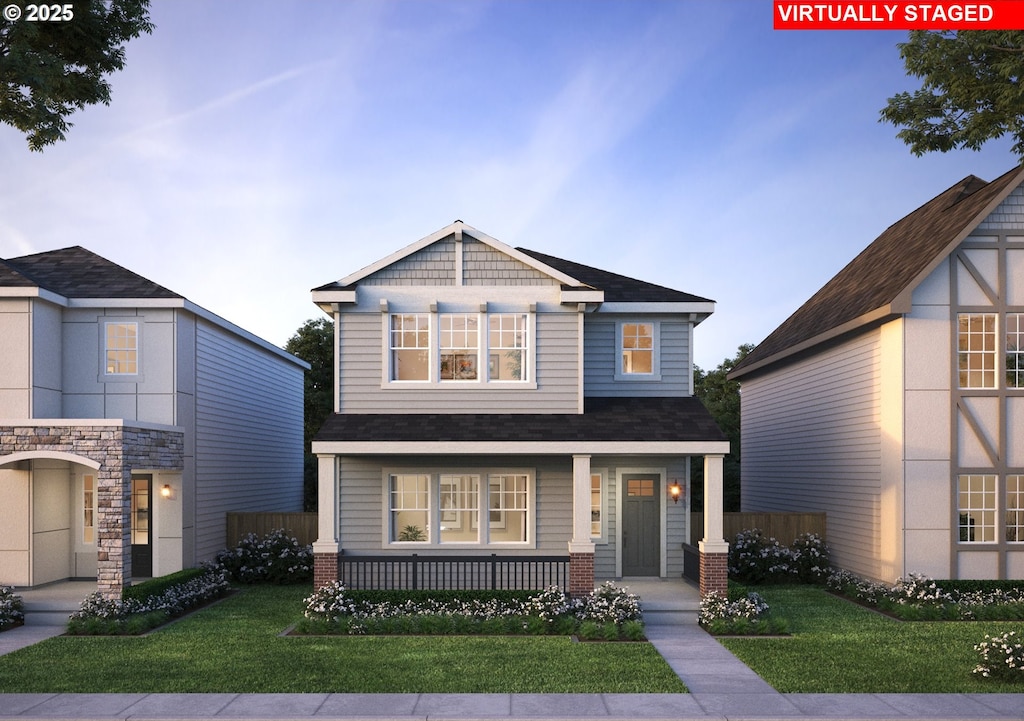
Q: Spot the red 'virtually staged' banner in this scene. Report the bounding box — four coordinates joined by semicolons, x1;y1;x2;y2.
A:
774;1;1024;30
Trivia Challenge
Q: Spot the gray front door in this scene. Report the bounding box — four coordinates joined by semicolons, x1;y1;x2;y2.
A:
622;475;660;576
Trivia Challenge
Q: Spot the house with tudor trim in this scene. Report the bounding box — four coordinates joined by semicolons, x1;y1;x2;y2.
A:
0;246;307;598
730;166;1024;583
309;221;730;596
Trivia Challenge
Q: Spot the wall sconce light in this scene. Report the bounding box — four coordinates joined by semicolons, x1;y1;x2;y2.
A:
668;480;682;504
161;484;175;500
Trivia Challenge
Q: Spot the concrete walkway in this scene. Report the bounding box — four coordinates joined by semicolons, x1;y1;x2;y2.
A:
0;578;1021;720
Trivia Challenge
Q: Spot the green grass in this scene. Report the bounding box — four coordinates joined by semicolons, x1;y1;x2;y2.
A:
720;585;1024;693
0;585;685;694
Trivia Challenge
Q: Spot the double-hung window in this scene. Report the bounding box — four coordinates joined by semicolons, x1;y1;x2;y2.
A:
489;314;527;381
105;322;138;375
617;321;659;379
388;471;532;545
440;314;479;380
958;474;996;542
958;313;997;389
390;314;430;381
1008;313;1023;389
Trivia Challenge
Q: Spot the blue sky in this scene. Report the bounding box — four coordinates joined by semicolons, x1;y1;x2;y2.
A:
0;0;1017;369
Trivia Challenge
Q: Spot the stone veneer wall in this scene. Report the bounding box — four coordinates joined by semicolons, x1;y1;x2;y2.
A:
0;423;184;598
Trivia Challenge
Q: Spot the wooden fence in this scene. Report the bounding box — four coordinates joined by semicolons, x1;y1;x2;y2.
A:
226;512;318;547
689;512;826;547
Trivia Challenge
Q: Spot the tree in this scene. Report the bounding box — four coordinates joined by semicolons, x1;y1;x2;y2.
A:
690;344;752;514
0;0;153;151
880;31;1024;158
285;317;334;511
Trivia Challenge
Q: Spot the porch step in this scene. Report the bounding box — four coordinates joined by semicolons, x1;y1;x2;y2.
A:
21;600;78;627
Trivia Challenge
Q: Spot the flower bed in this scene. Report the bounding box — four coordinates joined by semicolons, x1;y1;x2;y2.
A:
67;567;230;635
0;586;25;631
299;581;645;640
698;590;788;635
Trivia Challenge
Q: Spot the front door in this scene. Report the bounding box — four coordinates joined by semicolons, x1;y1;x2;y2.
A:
130;474;152;578
622;475;660;576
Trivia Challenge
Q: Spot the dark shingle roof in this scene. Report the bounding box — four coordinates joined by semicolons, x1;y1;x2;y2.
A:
314;396;726;443
1;246;181;299
732;166;1024;377
517;248;713;304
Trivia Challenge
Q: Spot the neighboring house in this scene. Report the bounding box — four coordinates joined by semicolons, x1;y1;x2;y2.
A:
730;166;1024;582
309;221;730;596
0;246;307;598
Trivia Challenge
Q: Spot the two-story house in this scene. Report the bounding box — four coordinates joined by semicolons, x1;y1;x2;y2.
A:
309;222;730;596
730;166;1024;582
0;246;306;598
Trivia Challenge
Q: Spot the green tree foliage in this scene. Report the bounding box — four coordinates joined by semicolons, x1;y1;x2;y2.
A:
880;31;1024;157
690;344;752;513
0;0;153;151
285;317;334;511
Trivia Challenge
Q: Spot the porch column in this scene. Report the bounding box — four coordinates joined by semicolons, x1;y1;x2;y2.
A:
698;453;729;597
569;454;595;597
312;454;340;588
96;465;132;600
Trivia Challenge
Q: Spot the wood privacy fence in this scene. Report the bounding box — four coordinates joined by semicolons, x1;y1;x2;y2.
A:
226;512;318;547
689;512;826;547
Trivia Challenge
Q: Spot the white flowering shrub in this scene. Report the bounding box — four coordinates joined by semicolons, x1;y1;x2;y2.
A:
0;586;25;630
974;632;1024;680
301;582;643;638
68;567;230;635
698;590;783;635
213;529;313;584
729;529;830;585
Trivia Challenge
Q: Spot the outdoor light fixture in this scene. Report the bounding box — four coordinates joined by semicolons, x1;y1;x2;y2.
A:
668;480;682;504
161;484;174;500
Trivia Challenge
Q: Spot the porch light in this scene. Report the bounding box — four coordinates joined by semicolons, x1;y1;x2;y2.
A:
160;484;175;500
668;480;682;504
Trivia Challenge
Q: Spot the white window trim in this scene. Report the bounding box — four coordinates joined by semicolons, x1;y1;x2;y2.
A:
439;312;483;384
98;318;144;383
385;313;432;384
382;468;535;549
614;320;661;381
590;469;607;543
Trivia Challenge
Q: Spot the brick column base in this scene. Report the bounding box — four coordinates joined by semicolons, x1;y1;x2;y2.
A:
699;551;728;598
314;552;339;589
568;552;594;597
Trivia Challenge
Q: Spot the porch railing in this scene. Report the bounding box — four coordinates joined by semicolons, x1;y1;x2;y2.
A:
338;553;569;591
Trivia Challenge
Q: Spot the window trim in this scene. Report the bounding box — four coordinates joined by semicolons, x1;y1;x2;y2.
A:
388;313;432;383
590;469;607;543
99;319;144;382
615;320;661;381
383;468;535;548
958;312;998;390
958;473;997;543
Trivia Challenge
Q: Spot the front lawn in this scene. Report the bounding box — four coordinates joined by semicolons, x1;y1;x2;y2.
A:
0;585;685;694
720;585;1024;693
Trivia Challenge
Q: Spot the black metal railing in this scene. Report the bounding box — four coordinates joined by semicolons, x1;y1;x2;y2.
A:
338;553;569;590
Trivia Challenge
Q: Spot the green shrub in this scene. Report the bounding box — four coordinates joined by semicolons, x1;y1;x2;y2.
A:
213;529;313;584
123;568;207;603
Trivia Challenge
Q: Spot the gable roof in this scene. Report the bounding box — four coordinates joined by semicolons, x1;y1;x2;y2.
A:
1;246;182;299
731;165;1024;379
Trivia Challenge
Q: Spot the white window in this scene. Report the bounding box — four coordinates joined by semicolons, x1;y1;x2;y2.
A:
387;470;533;546
105;322;138;375
390;314;430;381
959;474;996;543
1007;313;1023;389
1008;475;1024;543
488;314;528;381
617;321;659;379
440;314;479;380
958;313;997;389
590;472;604;540
83;474;95;544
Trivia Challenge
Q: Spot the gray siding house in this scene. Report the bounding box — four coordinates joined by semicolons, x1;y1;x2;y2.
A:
310;222;730;596
0;246;307;597
731;167;1024;582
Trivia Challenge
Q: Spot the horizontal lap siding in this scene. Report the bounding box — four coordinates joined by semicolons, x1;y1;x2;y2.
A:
584;317;690;396
193;321;304;561
741;330;882;579
338;312;579;413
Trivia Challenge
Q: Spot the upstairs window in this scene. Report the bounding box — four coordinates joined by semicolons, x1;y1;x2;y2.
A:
390;314;430;381
105;322;138;375
617;321;659;379
1008;314;1023;389
489;314;527;381
440;314;479;380
958;313;997;389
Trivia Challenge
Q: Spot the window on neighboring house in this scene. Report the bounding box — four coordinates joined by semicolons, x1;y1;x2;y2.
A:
1008;475;1024;543
83;475;95;544
1007;313;1023;389
390;314;430;381
440;314;479;380
488;314;527;381
105;322;138;375
439;474;480;543
959;474;996;543
958;313;997;389
390;474;431;542
619;322;657;377
590;473;603;539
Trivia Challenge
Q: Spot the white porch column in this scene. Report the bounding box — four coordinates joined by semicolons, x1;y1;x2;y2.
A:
699;453;729;596
569;454;595;595
313;454;339;587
